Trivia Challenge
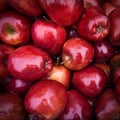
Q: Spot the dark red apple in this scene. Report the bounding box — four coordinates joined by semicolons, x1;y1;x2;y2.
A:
46;64;71;89
72;66;107;98
93;40;115;62
59;89;92;120
8;45;53;82
38;0;84;26
24;79;67;120
94;88;120;120
31;19;66;56
7;0;43;17
77;6;110;41
0;93;25;120
108;8;120;46
62;37;94;70
0;11;31;46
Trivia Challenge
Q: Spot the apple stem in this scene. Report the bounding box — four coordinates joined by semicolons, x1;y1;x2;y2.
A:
60;56;71;65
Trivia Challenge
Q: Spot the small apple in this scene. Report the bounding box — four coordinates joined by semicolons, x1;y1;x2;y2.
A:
0;11;31;46
108;8;120;46
59;89;92;120
77;6;111;41
24;79;67;120
8;45;53;82
7;0;43;17
94;88;120;120
46;64;71;89
38;0;84;26
31;19;66;56
72;66;107;98
62;37;94;70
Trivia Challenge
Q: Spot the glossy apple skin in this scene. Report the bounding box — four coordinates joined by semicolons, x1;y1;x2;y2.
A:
93;40;115;62
0;11;31;46
0;93;25;120
46;65;71;89
108;8;120;46
38;0;84;26
62;37;94;70
94;88;120;120
7;0;43;17
24;80;67;120
59;89;92;120
8;45;53;82
32;19;66;56
77;6;110;41
72;66;107;98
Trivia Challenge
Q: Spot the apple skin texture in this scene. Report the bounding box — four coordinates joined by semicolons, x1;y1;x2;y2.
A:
38;0;84;26
62;37;94;70
24;79;67;120
8;45;53;82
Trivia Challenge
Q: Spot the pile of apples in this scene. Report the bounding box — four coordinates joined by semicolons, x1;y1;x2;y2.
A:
1;0;120;120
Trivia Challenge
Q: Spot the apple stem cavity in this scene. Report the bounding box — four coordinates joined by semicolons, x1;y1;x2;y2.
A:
4;23;16;34
61;55;71;65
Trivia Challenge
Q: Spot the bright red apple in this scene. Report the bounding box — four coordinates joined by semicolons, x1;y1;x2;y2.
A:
31;19;67;56
62;37;94;70
72;66;107;98
77;6;110;41
38;0;84;26
7;0;43;17
0;11;31;46
24;79;67;120
59;89;92;120
46;64;71;89
8;45;53;82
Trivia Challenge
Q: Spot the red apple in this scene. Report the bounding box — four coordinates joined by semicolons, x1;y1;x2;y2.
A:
7;0;43;17
31;19;66;56
72;66;107;98
8;45;53;82
24;79;67;120
108;8;120;46
94;88;120;120
59;89;92;120
46;64;71;89
77;6;110;41
38;0;84;26
62;37;94;70
93;40;115;62
0;11;31;46
0;93;25;120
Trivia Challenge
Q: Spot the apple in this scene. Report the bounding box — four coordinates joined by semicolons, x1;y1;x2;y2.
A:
93;40;115;63
62;37;94;70
72;66;107;98
8;45;53;82
0;93;25;120
108;8;120;46
46;64;71;89
94;88;120;120
59;89;92;120
31;19;67;56
7;0;43;17
24;79;67;120
0;11;31;46
77;6;111;41
38;0;84;26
